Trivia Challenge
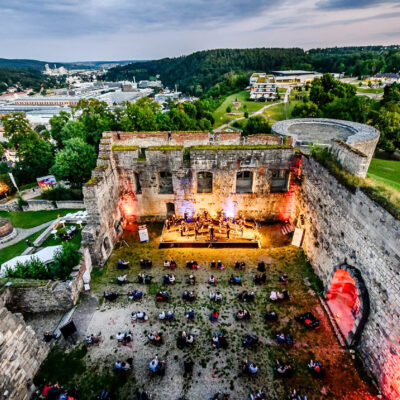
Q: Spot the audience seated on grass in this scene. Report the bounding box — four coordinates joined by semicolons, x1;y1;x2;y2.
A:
209;291;223;302
117;259;129;269
182;290;195;301
156;291;169;302
85;332;101;346
229;274;242;285
149;356;166;375
40;383;78;400
183;358;194;377
237;290;255;302
159;310;175;321
128;289;143;301
276;332;293;347
257;261;266;272
186;309;195;321
254;273;266;285
235;309;251;321
186;260;199;269
275;359;293;377
209;309;219;322
269;289;289;302
308;359;324;377
242;333;259;347
279;273;289;283
188;274;196;285
208;275;217;285
234;261;246;270
264;311;278;321
131;311;148;322
211;391;230;400
212;331;228;349
163;274;175;285
178;330;195;347
116;331;133;345
139;259;153;269
242;360;258;375
148;331;163;345
290;389;308;400
295;312;320;329
250;390;267;400
217;260;225;270
117;274;127;285
104;290;119;301
138;273;152;284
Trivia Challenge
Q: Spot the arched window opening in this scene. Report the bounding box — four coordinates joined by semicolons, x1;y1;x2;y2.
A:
197;172;213;193
270;170;290;192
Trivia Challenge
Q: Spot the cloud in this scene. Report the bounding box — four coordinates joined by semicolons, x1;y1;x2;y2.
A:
316;0;400;10
0;0;285;37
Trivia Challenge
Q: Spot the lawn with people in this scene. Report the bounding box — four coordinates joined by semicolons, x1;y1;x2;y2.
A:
33;223;378;400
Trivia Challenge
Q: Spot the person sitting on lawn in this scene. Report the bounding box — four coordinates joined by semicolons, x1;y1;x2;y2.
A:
242;360;258;375
117;259;129;269
215;291;223;302
148;331;163;344
144;275;152;284
209;309;219;322
116;332;125;343
156;291;169;301
217;260;225;270
182;290;195;301
128;289;143;301
208;275;217;285
243;333;259;347
187;309;195;321
264;311;278;321
209;291;215;301
149;356;166;375
254;273;266;285
236;309;250;321
279;273;289;283
257;261;266;272
170;260;177;269
212;332;220;349
163;260;170;268
136;311;148;321
191;260;198;269
117;274;127;285
104;291;119;301
275;359;293;376
211;260;216;269
188;274;196;285
308;359;323;376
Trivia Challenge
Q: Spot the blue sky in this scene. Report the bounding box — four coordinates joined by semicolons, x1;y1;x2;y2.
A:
0;0;399;61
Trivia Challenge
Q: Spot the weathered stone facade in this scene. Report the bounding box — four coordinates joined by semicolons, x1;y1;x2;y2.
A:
0;296;49;400
297;157;400;399
83;131;299;265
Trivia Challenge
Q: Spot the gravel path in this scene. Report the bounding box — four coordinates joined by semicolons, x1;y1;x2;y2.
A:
0;220;54;250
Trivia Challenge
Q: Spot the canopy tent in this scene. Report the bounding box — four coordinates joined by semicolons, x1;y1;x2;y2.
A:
0;245;62;277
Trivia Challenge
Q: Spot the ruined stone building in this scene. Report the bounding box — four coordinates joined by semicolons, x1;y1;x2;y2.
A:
82;119;400;399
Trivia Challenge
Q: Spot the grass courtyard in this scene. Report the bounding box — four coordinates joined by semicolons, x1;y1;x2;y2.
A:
34;223;377;400
367;158;400;193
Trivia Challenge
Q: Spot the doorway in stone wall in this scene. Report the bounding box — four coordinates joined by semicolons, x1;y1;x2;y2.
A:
326;265;370;346
166;202;175;216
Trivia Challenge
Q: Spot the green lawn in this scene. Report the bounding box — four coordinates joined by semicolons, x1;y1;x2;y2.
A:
367;158;400;192
0;228;45;265
213;90;276;128
263;99;302;123
42;224;82;248
356;87;383;94
0;209;84;229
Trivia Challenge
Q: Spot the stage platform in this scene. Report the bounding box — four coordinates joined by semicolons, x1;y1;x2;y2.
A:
159;222;261;249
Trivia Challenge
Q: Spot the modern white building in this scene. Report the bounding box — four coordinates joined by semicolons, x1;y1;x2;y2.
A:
249;74;277;100
271;70;323;84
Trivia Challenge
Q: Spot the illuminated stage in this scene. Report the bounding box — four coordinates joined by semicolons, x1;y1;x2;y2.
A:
159;220;261;248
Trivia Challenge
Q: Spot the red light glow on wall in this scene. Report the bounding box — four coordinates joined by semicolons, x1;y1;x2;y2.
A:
119;192;136;230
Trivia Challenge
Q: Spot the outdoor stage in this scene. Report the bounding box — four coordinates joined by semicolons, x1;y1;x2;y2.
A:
159;220;261;248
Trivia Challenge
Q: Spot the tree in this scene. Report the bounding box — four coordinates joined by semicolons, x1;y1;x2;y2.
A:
50;138;97;187
50;241;82;280
242;116;271;136
371;109;400;152
226;105;232;113
291;102;321;118
49;111;71;148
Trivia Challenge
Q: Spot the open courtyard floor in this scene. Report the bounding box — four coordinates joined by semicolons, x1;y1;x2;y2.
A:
33;223;378;400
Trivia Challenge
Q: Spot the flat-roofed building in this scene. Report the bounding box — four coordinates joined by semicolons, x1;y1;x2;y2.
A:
271;70;323;84
14;96;80;107
249;74;277;100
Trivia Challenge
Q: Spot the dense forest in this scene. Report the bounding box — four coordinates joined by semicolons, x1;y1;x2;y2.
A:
105;46;400;95
0;66;65;94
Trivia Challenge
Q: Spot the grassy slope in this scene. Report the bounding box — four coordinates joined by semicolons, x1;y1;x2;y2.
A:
367;158;400;192
0;209;83;229
212;90;272;128
0;228;45;265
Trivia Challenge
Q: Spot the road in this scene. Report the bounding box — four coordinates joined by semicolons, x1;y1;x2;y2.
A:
213;87;290;132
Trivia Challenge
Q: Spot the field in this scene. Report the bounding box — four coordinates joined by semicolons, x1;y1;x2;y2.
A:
367;158;400;192
212;90;277;128
0;209;83;229
33;224;377;400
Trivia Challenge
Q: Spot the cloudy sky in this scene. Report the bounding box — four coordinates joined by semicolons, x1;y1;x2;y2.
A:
0;0;399;61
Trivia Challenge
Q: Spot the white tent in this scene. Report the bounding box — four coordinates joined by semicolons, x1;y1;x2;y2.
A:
0;245;62;277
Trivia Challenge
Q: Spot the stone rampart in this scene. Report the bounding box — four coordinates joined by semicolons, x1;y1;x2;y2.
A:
0;296;49;400
298;156;400;399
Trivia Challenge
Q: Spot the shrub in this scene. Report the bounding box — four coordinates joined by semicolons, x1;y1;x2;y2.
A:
41;185;83;201
50;241;82;280
5;257;51;280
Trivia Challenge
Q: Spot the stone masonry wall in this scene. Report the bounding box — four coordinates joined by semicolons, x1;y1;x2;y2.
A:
0;296;49;400
330;139;370;178
297;156;400;399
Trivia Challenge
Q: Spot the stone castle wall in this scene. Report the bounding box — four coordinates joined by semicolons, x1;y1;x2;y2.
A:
297;156;400;399
0;296;49;400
